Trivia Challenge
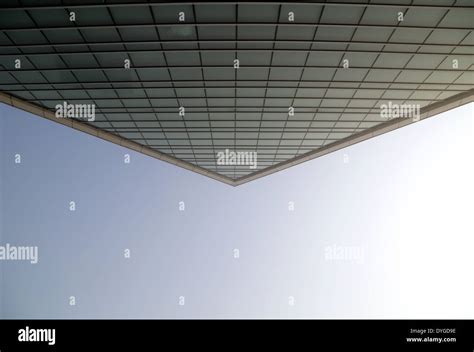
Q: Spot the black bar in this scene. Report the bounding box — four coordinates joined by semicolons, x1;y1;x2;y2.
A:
0;320;472;351
1;79;469;86
0;39;470;48
1;1;472;10
2;86;464;92
2;65;470;73
0;48;472;57
2;21;472;32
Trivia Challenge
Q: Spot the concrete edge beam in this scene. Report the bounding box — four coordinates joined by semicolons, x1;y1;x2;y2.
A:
1;89;472;187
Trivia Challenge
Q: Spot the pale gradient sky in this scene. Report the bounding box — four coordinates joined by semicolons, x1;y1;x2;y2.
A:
0;102;473;319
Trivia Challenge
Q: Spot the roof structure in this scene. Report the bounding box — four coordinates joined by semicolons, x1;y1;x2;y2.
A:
0;1;473;186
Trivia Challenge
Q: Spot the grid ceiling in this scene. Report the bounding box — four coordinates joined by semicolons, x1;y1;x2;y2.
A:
1;1;473;182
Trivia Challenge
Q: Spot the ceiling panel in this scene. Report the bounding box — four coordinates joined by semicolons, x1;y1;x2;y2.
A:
0;1;473;185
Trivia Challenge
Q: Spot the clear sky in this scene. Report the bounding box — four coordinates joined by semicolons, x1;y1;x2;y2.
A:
0;102;473;318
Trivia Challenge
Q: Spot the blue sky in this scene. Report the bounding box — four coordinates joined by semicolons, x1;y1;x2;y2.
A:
0;102;473;318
